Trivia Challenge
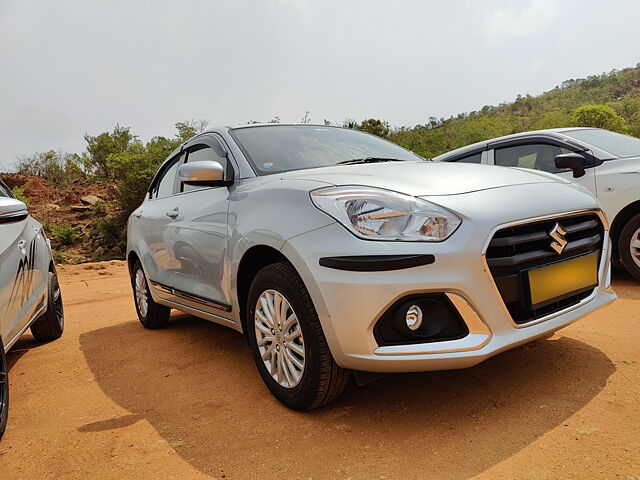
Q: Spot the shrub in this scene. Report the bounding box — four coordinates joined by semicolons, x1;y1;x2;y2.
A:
90;199;107;216
11;182;31;206
50;224;78;246
573;105;629;133
88;214;127;258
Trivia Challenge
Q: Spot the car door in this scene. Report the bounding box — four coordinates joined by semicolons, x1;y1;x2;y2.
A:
489;141;597;195
0;184;41;346
164;136;233;314
135;151;185;288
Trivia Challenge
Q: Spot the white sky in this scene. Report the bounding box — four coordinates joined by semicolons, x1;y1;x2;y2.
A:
1;0;639;170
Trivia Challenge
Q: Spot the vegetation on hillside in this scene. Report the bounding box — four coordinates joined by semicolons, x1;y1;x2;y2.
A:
3;65;640;263
387;64;640;158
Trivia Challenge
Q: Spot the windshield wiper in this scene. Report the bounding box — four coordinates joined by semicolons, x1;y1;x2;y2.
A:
337;157;404;165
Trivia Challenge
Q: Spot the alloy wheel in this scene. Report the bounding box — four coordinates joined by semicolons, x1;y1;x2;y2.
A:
135;269;149;318
631;226;640;268
254;289;305;388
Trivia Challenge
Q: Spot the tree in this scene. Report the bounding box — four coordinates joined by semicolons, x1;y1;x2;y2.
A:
175;119;209;142
358;118;390;138
12;150;83;184
572;105;629;133
83;125;137;176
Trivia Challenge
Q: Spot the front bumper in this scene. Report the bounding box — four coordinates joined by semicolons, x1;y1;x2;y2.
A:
280;185;616;373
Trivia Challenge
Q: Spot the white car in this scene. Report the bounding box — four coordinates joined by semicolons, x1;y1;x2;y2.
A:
0;179;65;438
127;124;616;410
435;128;640;280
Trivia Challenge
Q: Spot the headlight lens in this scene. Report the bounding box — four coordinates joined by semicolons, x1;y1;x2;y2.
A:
310;186;462;241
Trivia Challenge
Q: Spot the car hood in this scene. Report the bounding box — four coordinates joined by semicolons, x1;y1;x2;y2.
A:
280;161;568;196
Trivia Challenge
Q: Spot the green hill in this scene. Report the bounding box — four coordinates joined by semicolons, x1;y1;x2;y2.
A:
387;64;640;159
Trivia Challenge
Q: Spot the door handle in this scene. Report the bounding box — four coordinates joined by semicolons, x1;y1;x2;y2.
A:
133;210;143;218
166;208;179;218
18;240;27;250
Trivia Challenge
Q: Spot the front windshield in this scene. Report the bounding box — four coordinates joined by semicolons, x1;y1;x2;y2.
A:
230;125;422;175
563;128;640;159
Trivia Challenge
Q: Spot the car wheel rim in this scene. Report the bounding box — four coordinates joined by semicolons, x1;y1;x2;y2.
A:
53;277;64;329
254;289;305;389
631;226;640;268
135;269;149;318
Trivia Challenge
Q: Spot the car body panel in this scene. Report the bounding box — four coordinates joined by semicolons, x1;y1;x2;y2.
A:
282;161;565;196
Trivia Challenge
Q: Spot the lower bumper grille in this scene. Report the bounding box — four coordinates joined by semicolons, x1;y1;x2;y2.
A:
485;213;604;325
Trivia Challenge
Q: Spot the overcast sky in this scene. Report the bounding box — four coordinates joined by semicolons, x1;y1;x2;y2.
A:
1;0;639;170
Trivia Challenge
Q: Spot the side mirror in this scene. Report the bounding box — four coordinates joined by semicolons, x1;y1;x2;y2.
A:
554;152;586;178
0;198;28;224
178;160;230;187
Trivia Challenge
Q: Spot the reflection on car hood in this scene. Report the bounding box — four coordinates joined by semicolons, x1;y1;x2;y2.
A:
281;161;568;196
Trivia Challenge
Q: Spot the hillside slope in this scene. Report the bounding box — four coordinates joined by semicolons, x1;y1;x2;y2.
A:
389;65;640;158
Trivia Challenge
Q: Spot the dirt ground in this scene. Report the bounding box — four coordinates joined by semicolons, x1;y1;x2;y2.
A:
0;261;638;480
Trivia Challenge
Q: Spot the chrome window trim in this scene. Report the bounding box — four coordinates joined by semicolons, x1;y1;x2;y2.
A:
480;208;609;329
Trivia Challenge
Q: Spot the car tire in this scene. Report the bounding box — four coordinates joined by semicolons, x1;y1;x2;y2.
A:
0;338;8;440
619;213;640;281
246;262;350;410
30;271;64;342
132;261;170;329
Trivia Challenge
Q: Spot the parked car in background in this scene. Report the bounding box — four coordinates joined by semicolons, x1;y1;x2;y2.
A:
0;179;65;439
434;128;640;280
127;124;615;410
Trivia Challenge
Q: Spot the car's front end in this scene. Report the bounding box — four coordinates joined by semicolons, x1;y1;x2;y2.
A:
279;169;616;373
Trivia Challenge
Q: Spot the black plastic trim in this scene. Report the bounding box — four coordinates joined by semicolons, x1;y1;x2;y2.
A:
150;280;232;312
319;254;435;272
0;211;28;224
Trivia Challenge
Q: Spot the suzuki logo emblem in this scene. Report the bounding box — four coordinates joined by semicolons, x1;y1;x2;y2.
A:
549;222;568;255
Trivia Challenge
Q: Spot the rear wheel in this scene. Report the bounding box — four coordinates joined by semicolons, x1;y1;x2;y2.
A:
132;261;170;329
246;262;350;410
30;271;64;342
619;213;640;281
0;338;8;440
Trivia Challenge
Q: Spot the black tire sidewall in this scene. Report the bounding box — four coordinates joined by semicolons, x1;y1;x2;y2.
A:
619;213;640;280
0;339;8;440
246;264;325;409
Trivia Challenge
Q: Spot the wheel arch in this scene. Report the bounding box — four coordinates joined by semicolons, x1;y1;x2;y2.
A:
609;199;640;260
127;250;140;277
236;245;292;342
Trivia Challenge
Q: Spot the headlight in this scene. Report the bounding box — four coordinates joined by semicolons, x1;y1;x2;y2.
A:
310;186;462;242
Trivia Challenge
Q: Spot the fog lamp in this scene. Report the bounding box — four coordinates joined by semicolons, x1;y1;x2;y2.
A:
405;304;423;331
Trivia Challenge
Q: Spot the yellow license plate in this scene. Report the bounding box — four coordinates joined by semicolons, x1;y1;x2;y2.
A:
528;253;598;306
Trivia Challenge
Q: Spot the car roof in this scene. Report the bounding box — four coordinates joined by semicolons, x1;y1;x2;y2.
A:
223;123;344;131
433;127;596;161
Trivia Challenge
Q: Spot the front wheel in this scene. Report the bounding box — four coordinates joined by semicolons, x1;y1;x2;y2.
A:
619;213;640;281
246;262;350;410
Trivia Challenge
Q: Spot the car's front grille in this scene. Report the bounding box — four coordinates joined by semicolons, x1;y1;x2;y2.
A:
485;213;604;325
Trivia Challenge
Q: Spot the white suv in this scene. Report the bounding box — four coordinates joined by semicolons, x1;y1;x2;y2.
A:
127;124;616;410
435;128;640;280
0;179;65;438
